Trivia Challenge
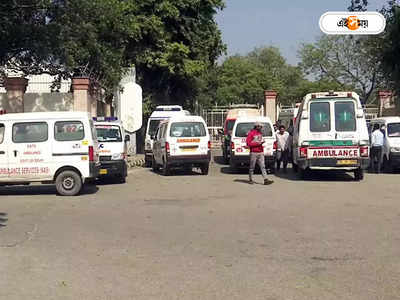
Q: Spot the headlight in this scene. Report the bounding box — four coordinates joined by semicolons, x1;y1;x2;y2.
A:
390;147;400;152
112;153;125;160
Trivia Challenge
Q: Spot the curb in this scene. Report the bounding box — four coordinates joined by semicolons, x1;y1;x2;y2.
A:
127;156;145;169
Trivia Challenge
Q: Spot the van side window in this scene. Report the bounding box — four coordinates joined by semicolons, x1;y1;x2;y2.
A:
12;122;48;143
0;124;4;144
310;102;330;132
335;102;356;132
54;121;85;141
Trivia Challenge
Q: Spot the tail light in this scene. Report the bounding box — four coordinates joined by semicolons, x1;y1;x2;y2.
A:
360;146;369;157
88;146;94;161
208;141;211;150
165;142;170;153
273;141;277;150
299;146;308;158
347;92;353;98
231;142;235;151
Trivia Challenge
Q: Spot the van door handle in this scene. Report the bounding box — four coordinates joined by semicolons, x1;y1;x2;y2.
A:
0;151;4;155
13;150;18;157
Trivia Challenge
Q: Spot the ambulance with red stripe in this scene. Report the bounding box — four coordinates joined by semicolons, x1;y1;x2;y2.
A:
292;91;370;180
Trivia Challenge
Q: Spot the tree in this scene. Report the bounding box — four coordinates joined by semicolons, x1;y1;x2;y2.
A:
381;4;400;108
298;35;385;104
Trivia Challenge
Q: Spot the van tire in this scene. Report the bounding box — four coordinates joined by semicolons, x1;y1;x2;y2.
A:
383;156;393;173
299;168;308;180
145;158;151;168
55;170;82;196
201;163;209;175
354;168;364;181
162;159;170;176
292;162;298;173
152;156;159;172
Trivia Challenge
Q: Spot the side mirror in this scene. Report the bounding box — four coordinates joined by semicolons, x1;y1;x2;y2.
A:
125;135;130;142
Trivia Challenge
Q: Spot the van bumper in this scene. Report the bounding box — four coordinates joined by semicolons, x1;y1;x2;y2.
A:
98;160;127;178
167;152;211;166
230;153;276;168
298;158;370;170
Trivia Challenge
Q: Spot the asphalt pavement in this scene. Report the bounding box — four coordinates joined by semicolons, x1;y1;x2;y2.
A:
1;152;400;299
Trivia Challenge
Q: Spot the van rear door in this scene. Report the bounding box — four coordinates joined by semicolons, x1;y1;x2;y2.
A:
0;123;8;180
169;121;208;157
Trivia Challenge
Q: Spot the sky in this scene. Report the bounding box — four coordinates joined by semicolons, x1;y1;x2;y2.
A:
215;0;386;65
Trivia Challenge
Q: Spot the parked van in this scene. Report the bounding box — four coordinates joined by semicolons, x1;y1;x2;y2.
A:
94;117;129;183
229;116;276;172
222;106;261;163
144;105;189;167
152;115;211;175
292;91;370;180
0;112;99;195
369;116;400;172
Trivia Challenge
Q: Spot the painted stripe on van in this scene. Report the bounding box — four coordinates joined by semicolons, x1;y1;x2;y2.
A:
52;152;88;156
309;140;355;147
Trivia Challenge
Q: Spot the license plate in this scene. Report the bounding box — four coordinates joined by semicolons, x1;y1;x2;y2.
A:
99;169;108;175
181;148;196;152
337;160;357;165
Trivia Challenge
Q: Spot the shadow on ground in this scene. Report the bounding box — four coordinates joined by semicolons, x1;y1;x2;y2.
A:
0;184;99;196
0;212;8;228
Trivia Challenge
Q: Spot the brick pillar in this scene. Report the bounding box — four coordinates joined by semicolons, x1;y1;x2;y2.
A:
4;77;29;113
264;90;277;124
378;90;394;117
72;77;91;113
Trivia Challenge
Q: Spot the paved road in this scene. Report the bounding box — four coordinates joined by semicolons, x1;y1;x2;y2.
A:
1;152;400;299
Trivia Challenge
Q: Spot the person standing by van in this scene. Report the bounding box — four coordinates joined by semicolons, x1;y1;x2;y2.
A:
371;123;384;173
276;125;290;173
246;122;274;185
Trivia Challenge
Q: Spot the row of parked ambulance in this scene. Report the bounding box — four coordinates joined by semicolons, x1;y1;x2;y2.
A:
144;91;400;181
0;112;129;196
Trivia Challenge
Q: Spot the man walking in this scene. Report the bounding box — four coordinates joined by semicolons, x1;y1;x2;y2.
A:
246;122;274;185
370;123;384;173
276;125;290;173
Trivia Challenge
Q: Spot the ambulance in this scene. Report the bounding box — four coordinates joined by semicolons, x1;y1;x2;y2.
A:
292;91;370;180
0;112;99;195
151;115;210;175
94;117;129;183
144;105;189;167
229;116;276;172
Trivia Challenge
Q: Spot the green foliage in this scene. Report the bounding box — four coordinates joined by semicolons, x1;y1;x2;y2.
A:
298;35;385;104
382;4;400;109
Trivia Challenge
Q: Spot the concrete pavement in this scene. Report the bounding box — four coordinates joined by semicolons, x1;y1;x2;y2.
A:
1;153;400;299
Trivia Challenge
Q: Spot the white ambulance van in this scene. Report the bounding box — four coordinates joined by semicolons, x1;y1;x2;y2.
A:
229;116;276;172
292;91;370;180
152;115;211;175
144;105;189;167
94;117;129;183
0;112;99;195
369;116;400;172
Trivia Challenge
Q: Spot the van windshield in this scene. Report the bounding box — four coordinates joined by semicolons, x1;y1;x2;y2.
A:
148;119;162;137
96;125;122;142
235;122;272;137
335;101;356;131
388;123;400;137
310;102;330;132
170;122;206;137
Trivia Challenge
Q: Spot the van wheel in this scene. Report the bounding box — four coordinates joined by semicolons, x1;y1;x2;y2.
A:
292;162;298;173
383;156;393;173
354;168;364;181
144;157;151;168
299;168;309;180
55;170;82;196
162;159;170;176
152;156;159;172
201;163;209;175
